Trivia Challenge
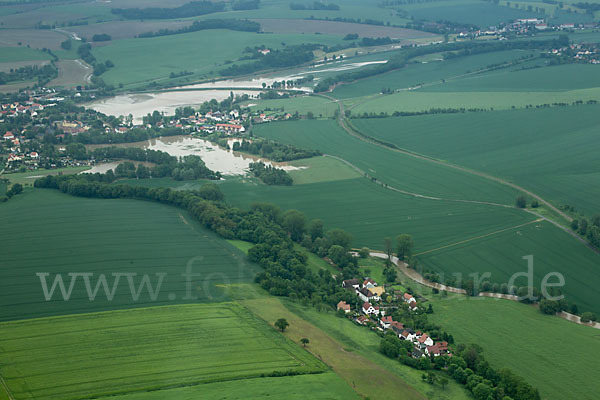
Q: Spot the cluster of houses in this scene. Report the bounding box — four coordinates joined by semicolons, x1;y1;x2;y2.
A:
336;278;449;359
1;101;48;119
548;43;600;64
457;18;597;40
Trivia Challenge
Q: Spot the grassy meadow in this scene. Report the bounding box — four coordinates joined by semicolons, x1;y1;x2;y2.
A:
351;104;600;215
0;303;325;400
243;95;339;118
0;189;261;321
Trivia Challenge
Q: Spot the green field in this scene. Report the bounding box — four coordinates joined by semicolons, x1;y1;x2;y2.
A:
0;47;52;63
428;295;600;400
252;119;522;203
351;104;600;215
3;166;91;186
350;87;600;114
92;30;347;87
243;95;339;118
331;49;538;99
401;1;542;27
112;372;360;400
288;155;362;184
0;189;261;321
0;303;326;400
420;63;600;93
418;220;600;314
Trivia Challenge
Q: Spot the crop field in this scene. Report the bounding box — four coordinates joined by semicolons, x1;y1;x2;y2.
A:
0;303;325;400
428;295;600;400
400;0;542;27
92;30;347;87
0;189;261;321
288;155;362;184
331;49;537;99
0;29;66;50
253;119;522;203
418;220;600;314
3;166;91;185
0;60;49;73
350;87;600;114
220;176;532;252
67;20;192;41
0;47;52;63
199;0;412;26
243;95;339;118
255;18;436;40
112;372;360;400
351;104;600;215
419;63;600;93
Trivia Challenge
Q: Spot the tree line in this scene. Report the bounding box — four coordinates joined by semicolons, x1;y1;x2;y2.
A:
290;1;340;10
249;162;293;185
111;1;225;19
224;137;321;162
0;64;57;86
220;44;319;76
138;19;261;38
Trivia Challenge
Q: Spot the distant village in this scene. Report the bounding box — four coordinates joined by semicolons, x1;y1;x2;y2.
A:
458;17;598;42
337;276;452;359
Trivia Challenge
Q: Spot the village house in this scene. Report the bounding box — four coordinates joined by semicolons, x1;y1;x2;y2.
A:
369;286;385;298
3;131;14;140
362;278;377;288
216;123;245;134
408;300;418;312
379;316;394;329
342;278;360;290
402;293;415;303
337;301;351;313
362;302;380;316
417;333;434;347
358;287;379;302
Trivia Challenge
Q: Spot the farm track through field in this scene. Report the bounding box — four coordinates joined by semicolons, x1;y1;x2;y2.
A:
370;252;600;330
319;93;574;224
0;374;14;400
413;218;544;257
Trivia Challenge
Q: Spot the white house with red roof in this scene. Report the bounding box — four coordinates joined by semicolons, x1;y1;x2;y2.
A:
379;315;394;329
402;293;415;303
417;333;434;347
362;302;380;316
426;344;441;357
3;131;14;140
408;300;418;311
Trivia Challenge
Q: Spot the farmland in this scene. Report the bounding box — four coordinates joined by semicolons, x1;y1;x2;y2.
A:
92;30;348;87
418;220;600;314
252;119;522;203
0;303;326;400
331;49;539;99
0;189;261;321
243;95;340;119
49;59;92;88
428;295;600;400
351;103;600;215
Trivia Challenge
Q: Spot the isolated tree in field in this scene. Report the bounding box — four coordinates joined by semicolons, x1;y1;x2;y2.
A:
439;377;449;389
515;195;527;208
396;234;414;260
384;237;393;260
275;318;289;332
283;209;306;241
300;338;309;347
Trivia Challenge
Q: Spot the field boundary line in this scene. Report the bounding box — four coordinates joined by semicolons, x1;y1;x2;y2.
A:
414;218;543;257
0;374;15;400
319;92;575;226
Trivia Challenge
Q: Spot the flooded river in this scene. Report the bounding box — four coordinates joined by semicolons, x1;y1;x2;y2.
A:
87;136;303;176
